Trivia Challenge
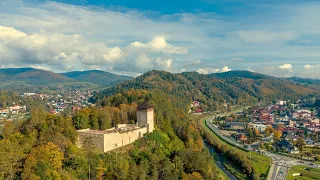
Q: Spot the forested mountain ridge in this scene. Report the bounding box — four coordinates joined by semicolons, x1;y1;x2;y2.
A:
0;68;132;88
0;68;75;85
61;70;132;86
92;70;318;111
286;76;320;90
210;70;271;80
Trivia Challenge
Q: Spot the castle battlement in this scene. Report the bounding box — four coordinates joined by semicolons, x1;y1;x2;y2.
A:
77;101;154;152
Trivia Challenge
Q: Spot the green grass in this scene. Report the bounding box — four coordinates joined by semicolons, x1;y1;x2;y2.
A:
286;165;320;180
200;118;271;179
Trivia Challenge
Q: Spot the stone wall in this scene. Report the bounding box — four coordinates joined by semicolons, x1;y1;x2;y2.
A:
103;127;148;152
78;127;149;152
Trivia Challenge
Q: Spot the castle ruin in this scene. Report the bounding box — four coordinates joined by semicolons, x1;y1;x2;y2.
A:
77;101;154;152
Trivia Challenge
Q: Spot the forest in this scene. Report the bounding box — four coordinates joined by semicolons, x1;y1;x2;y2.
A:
91;70;318;111
0;89;227;180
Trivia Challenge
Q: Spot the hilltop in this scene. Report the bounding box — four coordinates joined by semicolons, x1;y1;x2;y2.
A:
0;68;75;85
61;70;132;86
210;70;271;80
93;70;318;110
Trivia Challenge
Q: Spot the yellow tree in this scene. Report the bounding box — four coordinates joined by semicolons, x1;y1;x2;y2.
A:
96;160;106;180
254;128;260;136
265;126;274;137
21;142;64;180
273;130;282;141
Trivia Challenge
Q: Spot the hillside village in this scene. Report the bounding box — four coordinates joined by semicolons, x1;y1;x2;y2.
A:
0;89;94;133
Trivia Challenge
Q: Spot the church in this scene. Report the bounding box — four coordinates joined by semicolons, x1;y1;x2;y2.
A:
77;101;154;152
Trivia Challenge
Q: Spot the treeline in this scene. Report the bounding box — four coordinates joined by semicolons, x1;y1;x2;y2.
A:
72;103;137;130
0;89;226;180
91;70;318;111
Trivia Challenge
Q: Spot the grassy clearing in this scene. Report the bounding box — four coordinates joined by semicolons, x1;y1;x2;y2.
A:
200;118;271;179
286;165;320;180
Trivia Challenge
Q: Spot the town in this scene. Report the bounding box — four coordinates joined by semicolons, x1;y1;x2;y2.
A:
196;98;320;162
0;89;93;131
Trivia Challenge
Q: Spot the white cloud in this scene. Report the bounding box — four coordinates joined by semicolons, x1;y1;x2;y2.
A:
279;64;293;71
153;58;172;69
0;26;118;70
303;64;315;69
250;65;294;78
196;68;218;74
0;25;186;72
103;47;123;63
196;66;231;74
298;64;320;78
129;36;188;54
221;66;231;72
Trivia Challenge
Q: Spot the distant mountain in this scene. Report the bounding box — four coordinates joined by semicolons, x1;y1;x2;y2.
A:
210;70;270;80
286;76;320;90
93;70;319;111
0;68;132;90
61;70;132;86
287;76;320;85
0;68;75;85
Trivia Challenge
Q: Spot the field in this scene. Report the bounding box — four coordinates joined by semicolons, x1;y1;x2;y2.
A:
200;118;271;179
286;165;320;180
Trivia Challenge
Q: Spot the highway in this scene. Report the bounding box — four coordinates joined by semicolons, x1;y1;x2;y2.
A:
204;115;320;180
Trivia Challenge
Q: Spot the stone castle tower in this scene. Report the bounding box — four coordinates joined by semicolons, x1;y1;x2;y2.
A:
137;101;154;133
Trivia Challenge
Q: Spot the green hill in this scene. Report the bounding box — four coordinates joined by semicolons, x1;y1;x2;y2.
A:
93;70;318;111
0;68;75;85
0;68;132;90
61;70;132;86
211;70;270;80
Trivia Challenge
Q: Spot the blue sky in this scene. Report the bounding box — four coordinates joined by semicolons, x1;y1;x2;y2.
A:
0;0;320;78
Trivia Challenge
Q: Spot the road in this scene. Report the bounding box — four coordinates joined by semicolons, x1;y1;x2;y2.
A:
265;151;320;180
204;114;320;180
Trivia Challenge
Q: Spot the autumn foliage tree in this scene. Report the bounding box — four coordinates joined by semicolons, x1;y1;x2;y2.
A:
273;130;282;141
22;142;64;180
265;126;274;137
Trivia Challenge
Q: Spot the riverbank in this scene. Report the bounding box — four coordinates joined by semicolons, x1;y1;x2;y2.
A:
199;117;271;179
204;141;238;180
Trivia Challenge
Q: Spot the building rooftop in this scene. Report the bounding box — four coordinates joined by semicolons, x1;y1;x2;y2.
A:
138;101;154;110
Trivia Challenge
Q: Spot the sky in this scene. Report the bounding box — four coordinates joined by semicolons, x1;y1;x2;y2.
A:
0;0;320;78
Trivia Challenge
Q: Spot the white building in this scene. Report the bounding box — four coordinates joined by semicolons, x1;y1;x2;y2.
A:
277;100;287;106
24;93;36;96
249;123;267;133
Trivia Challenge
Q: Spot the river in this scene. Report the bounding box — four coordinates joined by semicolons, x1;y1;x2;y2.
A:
204;141;238;180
